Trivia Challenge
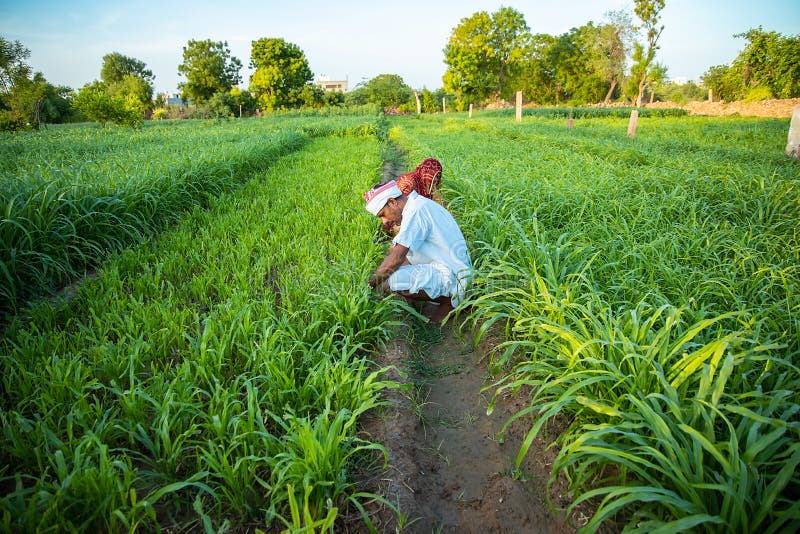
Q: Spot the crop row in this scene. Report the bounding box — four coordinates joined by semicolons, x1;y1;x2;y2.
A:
0;115;381;314
479;106;688;119
391;113;800;532
1;131;401;531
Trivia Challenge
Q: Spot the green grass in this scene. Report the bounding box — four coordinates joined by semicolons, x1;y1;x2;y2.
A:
3;110;798;532
0;115;383;315
0;127;403;531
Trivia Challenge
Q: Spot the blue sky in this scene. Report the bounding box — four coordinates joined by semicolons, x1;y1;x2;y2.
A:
1;0;798;94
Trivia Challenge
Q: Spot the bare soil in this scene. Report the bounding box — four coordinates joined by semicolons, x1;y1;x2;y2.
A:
353;320;587;533
647;97;800;118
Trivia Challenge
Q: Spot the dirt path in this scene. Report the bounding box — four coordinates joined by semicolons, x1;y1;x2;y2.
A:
356;320;581;533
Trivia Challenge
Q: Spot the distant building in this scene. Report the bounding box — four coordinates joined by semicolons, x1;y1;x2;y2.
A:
163;92;189;107
316;76;348;93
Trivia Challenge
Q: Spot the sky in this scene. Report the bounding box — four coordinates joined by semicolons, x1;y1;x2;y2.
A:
1;0;798;95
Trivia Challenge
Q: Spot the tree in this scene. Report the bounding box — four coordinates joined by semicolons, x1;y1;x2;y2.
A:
74;81;140;127
518;33;558;104
632;0;666;107
443;7;531;107
552;24;606;104
489;7;531;99
520;25;605;106
363;74;412;109
701;64;741;101
701;28;800;101
443;11;494;107
594;10;636;103
323;91;344;107
659;80;704;104
736;27;800;98
0;37;31;94
107;74;153;114
101;52;154;85
645;62;668;102
1;38;74;130
5;72;72;127
420;88;439;113
178;39;242;104
344;86;369;106
249;38;313;112
229;87;257;116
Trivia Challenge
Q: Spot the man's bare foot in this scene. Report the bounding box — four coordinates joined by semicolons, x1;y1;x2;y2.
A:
426;302;453;326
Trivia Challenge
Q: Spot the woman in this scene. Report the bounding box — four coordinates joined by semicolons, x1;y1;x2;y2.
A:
383;158;443;234
396;157;443;203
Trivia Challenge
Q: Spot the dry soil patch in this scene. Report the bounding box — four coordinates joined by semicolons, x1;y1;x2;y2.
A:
355;322;585;533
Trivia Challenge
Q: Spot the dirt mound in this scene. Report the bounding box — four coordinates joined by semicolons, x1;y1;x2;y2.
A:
646;98;800;118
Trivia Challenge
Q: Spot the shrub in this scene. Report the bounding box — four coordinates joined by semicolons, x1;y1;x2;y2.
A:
0;110;20;131
744;85;772;102
74;81;142;127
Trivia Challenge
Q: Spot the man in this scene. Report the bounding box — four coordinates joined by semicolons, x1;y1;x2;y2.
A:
364;180;472;324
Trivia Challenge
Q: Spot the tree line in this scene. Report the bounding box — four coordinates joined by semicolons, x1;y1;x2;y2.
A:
1;2;798;130
442;3;799;110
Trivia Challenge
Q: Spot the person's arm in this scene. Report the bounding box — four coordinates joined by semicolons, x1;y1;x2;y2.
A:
369;244;409;288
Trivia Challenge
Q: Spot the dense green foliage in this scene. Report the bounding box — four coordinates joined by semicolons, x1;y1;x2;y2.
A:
443;6;678;108
390;112;799;532
0;37;75;130
631;0;666;107
177;39;242;105
0;37;30;93
249;38;315;112
73;80;141;127
100;52;155;114
101;52;154;86
362;74;413;109
443;7;531;107
703;27;800;101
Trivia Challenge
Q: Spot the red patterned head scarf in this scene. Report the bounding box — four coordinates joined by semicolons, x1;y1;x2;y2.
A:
396;158;442;200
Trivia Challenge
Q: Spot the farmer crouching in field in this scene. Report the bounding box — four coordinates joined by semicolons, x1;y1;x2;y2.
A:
364;180;472;325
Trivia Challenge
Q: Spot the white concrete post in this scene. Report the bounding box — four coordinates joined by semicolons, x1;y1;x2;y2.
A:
627;109;639;138
787;105;800;159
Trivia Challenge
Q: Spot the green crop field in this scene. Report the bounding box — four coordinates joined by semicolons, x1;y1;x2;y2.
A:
1;111;798;532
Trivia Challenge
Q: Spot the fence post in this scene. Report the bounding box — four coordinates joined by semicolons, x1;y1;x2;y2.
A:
442;97;446;113
627;109;639;138
567;118;574;129
516;91;522;123
708;88;713;103
414;91;421;114
787;105;800;159
469;103;473;118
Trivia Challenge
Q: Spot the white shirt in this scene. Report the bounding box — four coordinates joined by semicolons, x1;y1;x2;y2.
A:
393;191;473;304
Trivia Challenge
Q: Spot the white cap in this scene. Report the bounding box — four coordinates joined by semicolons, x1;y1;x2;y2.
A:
363;180;402;216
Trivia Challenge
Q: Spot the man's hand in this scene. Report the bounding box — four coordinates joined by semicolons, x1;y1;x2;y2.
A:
368;272;387;289
369;243;410;293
